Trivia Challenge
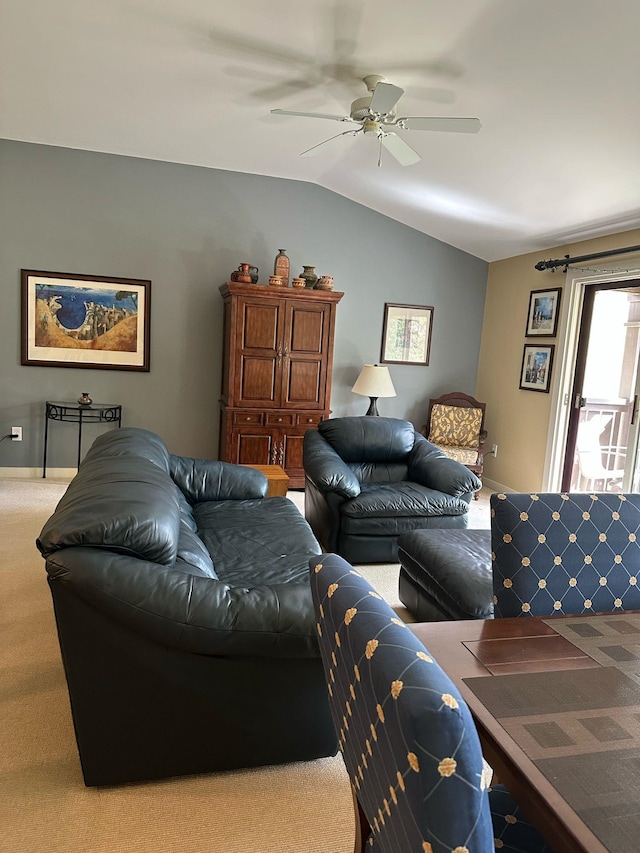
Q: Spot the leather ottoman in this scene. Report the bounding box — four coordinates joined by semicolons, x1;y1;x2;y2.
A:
397;529;493;621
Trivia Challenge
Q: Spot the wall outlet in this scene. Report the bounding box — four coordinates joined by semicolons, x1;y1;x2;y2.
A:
11;426;23;441
491;443;498;457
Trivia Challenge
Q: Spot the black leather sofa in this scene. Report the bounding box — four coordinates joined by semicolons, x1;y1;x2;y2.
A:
303;417;481;563
37;427;337;786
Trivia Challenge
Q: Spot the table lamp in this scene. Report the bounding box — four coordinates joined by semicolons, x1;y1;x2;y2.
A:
351;364;396;415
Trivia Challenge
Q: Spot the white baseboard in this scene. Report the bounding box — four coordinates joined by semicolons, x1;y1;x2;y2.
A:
481;477;515;494
0;467;75;479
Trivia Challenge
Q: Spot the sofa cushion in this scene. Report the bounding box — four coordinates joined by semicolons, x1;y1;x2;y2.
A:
398;529;493;620
318;417;415;463
176;522;217;578
340;482;469;536
193;496;321;586
432;444;480;465
169;455;267;502
82;426;171;471
37;456;180;566
343;482;470;517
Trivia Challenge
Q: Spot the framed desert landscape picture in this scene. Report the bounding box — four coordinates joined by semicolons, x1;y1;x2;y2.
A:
21;269;151;371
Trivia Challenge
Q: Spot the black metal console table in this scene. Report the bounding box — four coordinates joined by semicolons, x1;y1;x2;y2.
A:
43;401;122;477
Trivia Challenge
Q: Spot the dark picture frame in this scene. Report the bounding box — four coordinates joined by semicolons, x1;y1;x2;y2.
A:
21;269;151;371
519;344;555;392
525;287;561;337
380;302;434;366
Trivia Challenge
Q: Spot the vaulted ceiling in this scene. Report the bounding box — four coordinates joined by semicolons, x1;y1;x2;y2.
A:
2;0;639;261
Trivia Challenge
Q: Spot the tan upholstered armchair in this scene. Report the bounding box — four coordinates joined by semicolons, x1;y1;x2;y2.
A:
423;392;487;497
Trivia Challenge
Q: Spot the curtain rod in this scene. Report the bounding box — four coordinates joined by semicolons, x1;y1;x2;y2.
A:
534;243;640;272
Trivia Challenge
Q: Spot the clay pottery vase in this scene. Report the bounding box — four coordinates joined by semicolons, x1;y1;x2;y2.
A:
77;392;93;406
291;277;306;288
274;249;290;287
237;262;252;283
316;275;334;291
269;275;285;287
299;265;318;289
249;265;259;284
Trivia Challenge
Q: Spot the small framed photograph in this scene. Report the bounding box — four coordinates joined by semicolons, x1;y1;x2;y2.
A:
380;303;434;366
519;344;555;393
21;269;151;371
525;287;561;337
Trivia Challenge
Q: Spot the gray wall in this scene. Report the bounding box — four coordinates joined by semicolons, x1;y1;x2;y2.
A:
0;139;488;470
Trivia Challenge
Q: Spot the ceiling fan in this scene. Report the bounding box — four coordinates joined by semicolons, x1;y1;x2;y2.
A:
271;75;481;166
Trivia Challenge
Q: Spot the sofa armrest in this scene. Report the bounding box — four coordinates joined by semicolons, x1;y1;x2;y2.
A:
303;430;361;499
409;434;481;497
169;455;268;502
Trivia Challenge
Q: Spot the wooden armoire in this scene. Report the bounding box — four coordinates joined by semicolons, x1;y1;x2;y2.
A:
218;281;343;487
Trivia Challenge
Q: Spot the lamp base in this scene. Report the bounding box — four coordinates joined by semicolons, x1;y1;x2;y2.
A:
365;397;379;416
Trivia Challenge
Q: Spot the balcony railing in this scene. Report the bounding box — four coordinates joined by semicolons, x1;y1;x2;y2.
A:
571;398;628;491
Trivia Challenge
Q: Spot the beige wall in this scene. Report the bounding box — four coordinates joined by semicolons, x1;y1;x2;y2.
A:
476;228;640;492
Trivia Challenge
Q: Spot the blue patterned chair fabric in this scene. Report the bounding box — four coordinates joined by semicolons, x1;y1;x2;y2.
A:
491;492;640;618
310;552;554;852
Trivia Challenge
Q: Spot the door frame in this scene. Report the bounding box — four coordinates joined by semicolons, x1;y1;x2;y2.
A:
544;263;640;491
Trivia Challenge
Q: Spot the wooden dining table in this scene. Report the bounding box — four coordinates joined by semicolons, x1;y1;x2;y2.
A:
410;613;640;853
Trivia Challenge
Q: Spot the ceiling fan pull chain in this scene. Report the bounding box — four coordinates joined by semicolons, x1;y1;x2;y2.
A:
378;135;383;168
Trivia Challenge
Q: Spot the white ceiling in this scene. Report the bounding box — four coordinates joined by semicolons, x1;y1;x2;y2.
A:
2;0;639;262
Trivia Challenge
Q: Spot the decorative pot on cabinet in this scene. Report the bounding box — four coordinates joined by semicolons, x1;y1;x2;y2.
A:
299;265;318;289
274;249;290;287
316;275;334;291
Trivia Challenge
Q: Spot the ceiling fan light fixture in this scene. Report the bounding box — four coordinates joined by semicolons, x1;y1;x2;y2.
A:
271;73;481;166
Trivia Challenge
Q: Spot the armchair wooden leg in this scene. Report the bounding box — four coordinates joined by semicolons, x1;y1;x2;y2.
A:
352;786;371;852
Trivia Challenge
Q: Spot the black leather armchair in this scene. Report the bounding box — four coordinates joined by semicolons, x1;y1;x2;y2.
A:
303;417;481;563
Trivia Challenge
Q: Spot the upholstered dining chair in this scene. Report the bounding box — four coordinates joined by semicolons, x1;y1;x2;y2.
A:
310;552;554;852
491;492;640;618
423;392;487;497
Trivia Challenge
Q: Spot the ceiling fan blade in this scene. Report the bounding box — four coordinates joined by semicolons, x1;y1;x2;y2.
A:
369;82;404;116
300;129;360;157
380;133;421;166
271;108;352;122
399;116;482;134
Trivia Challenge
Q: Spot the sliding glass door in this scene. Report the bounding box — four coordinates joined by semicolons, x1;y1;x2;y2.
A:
562;282;640;492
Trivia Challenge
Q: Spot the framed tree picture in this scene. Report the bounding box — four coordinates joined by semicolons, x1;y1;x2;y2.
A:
380;303;434;365
21;269;151;371
525;287;561;337
519;344;555;392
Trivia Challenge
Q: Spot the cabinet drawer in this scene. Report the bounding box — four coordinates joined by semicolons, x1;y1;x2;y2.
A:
296;413;323;426
233;412;264;425
265;413;295;426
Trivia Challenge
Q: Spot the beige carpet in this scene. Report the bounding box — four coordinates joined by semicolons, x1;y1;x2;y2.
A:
0;478;490;853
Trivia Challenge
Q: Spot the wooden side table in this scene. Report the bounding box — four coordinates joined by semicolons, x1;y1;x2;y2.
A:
240;464;289;497
43;400;122;477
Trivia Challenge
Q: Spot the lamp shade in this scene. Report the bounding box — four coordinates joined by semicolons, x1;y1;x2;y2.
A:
351;364;396;399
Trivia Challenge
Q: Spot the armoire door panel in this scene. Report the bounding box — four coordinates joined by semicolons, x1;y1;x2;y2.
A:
282;432;306;472
236;431;274;466
239;357;277;404
285;360;323;407
241;302;280;350
289;306;326;354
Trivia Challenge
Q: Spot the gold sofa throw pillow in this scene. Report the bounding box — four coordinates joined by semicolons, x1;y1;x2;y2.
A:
429;404;483;449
